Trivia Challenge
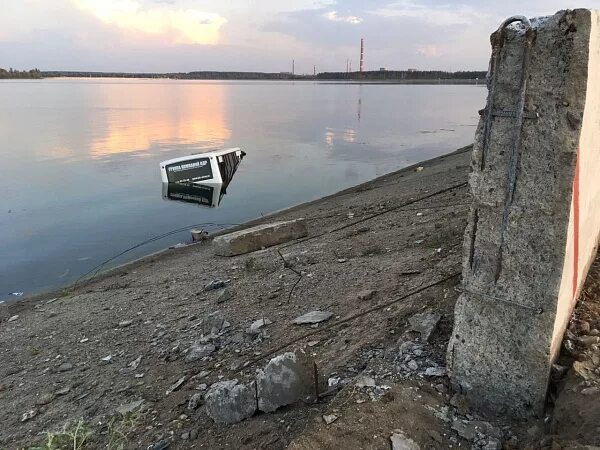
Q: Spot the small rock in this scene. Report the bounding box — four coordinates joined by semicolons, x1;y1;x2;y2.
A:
148;440;170;450
55;387;71;396
204;280;226;291
450;393;470;415
36;393;55;405
188;393;203;410
190;429;198;440
257;351;316;413
79;338;89;343
357;290;376;301
407;360;419;371
216;288;234;304
101;355;113;363
483;438;502;450
205;380;257;424
118;320;133;328
581;386;600;395
408;311;441;342
390;430;420;450
355;375;376;388
185;344;216;362
425;367;446;377
181;432;190;440
21;410;37;422
292;311;333;325
8;315;19;322
415;166;424;172
57;362;73;372
200;310;229;336
128;356;142;370
166;377;186;395
116;399;144;416
247;318;272;335
322;414;338;424
337;259;347;263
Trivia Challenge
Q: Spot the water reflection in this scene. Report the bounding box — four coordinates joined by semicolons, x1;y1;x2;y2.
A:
88;83;231;158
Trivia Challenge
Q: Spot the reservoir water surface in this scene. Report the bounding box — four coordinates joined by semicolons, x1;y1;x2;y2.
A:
0;79;485;302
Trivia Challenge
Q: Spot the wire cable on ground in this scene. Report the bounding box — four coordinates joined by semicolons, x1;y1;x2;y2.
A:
236;271;461;373
76;222;241;284
279;181;468;251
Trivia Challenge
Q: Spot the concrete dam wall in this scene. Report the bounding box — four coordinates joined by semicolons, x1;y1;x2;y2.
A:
448;9;600;416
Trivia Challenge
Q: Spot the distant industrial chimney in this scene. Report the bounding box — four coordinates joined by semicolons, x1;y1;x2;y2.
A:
292;60;295;75
359;38;364;72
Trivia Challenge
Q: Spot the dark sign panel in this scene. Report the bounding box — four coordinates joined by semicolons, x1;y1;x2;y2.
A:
165;183;214;206
165;157;213;183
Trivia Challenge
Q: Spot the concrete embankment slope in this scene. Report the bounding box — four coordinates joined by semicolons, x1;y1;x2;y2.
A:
449;9;600;417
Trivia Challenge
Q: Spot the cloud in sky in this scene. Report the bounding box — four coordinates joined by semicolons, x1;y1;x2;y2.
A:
1;0;600;72
323;11;363;25
73;0;227;44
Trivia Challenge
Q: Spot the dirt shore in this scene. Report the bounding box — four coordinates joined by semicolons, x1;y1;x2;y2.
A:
0;145;592;449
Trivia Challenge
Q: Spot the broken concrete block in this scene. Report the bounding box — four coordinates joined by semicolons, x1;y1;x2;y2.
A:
204;380;257;424
292;311;333;325
448;9;600;417
213;219;308;256
257;352;316;413
408;311;441;342
390;430;420;450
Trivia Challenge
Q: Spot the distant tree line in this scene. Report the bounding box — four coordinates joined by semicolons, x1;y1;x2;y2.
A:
316;70;487;81
40;70;486;82
0;68;42;79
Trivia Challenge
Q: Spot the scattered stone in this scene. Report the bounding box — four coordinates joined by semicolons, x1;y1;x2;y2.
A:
128;356;142;370
204;280;227;291
257;352;316;413
148;440;170;450
213;219;308;256
247;318;272;335
407;360;419;371
57;362;73;372
166;377;186;395
7;315;19;323
390;430;420;450
337;258;347;263
204;380;257;424
357;290;376;301
425;367;446;377
185;344;216;362
216;288;234;304
118;320;133;328
21;410;36;422
79;338;89;343
188;393;203;410
415;166;424;172
101;355;113;363
181;432;190;440
322;414;338;424
200;310;229;336
55;387;70;396
189;429;198;440
191;228;209;242
292;311;333;325
36;393;55;405
581;386;600;395
116;399;144;416
408;311;441;342
355;375;377;388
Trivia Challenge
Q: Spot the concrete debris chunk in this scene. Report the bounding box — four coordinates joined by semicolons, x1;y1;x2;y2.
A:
247;318;272;335
292;311;333;325
408;311;441;341
204;280;226;291
213;219;308;256
185;343;216;362
390;430;420;450
357;289;376;301
116;399;144;416
204;380;257;424
322;414;338;424
257;351;316;413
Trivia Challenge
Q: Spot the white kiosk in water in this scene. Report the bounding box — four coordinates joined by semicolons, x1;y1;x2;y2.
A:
160;148;245;208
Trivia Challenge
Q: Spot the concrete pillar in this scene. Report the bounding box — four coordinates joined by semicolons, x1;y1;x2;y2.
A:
448;9;600;417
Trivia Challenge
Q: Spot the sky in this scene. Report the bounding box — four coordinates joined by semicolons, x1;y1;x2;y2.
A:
1;0;599;73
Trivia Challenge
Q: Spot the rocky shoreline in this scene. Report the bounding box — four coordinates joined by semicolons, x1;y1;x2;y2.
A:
0;144;594;449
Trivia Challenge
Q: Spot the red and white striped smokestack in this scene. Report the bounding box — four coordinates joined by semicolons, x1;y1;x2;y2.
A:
359;38;364;72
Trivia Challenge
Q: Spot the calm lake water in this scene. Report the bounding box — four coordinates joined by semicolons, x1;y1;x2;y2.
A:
0;79;485;303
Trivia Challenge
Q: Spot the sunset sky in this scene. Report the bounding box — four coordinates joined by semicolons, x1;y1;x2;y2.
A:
1;0;598;73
